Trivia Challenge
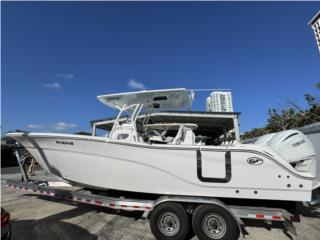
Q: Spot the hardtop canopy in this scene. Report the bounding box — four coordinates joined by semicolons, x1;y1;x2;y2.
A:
97;88;194;111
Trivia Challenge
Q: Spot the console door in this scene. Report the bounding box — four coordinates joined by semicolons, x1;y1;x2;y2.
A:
197;147;231;183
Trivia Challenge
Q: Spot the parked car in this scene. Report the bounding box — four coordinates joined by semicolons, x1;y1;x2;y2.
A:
1;208;11;240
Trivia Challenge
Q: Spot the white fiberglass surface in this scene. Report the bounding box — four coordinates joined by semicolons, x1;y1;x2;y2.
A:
97;88;194;110
6;132;314;201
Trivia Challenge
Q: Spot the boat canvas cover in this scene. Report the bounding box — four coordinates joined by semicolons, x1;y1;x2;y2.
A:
97;88;194;110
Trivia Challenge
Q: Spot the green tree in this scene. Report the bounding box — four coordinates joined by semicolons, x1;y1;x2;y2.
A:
243;82;320;140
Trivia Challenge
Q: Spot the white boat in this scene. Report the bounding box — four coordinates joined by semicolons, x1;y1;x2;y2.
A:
7;88;319;202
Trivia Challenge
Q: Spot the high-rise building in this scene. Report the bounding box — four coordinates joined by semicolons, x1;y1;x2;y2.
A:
206;91;233;112
309;11;320;53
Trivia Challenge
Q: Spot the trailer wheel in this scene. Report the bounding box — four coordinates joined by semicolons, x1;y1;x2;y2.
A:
150;202;190;240
192;204;239;240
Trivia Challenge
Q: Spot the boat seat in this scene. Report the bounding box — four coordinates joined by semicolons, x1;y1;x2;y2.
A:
172;126;184;145
165;136;174;143
111;129;133;141
181;129;195;145
172;127;196;145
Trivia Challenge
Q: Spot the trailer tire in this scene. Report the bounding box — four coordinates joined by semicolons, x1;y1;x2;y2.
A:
192;204;239;240
150;202;189;240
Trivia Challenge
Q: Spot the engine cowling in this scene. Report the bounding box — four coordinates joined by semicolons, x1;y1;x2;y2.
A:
256;130;316;176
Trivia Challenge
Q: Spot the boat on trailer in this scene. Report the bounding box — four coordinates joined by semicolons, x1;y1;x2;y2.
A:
7;88;319;202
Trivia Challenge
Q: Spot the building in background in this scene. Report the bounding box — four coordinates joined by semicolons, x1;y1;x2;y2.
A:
309;11;320;53
206;91;233;112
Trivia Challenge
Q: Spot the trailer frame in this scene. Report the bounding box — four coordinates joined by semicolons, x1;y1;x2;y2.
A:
4;178;297;237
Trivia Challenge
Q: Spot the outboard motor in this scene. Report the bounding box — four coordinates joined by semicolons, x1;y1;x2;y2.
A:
255;132;276;145
256;130;317;177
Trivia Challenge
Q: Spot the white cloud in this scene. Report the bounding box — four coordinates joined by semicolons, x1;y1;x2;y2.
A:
52;122;77;131
27;124;44;129
43;82;61;91
127;79;146;90
57;73;74;80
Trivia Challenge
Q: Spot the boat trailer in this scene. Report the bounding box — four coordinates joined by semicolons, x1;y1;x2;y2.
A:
3;151;307;240
4;179;299;236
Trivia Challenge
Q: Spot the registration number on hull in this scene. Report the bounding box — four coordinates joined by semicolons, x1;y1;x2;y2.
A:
56;140;74;145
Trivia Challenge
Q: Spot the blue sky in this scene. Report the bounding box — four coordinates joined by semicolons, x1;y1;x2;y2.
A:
2;2;320;134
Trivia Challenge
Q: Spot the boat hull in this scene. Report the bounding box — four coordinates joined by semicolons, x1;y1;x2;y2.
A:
8;132;315;202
